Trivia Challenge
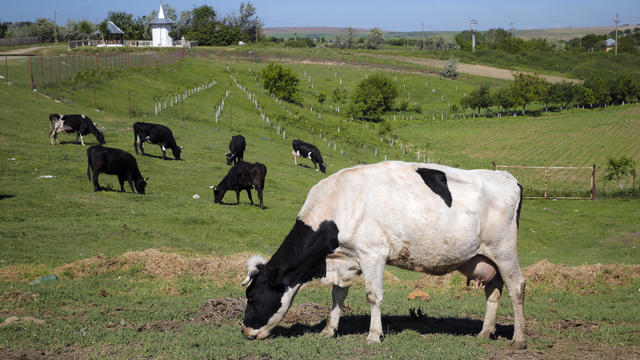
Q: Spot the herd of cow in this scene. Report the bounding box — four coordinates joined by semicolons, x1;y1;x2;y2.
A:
48;113;327;208
49;113;529;349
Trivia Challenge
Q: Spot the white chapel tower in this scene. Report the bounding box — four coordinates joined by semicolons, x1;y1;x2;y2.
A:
150;5;176;47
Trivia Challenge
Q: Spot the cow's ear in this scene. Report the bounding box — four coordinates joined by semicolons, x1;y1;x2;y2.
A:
144;177;149;182
179;146;183;149
242;255;266;286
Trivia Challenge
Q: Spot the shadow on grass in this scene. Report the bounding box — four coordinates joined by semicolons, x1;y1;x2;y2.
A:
0;194;15;200
140;153;181;161
271;314;513;340
215;200;268;210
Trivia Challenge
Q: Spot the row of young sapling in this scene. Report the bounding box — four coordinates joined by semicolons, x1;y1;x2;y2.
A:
153;80;218;116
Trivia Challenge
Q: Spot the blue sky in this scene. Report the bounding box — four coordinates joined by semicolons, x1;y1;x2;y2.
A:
4;0;639;31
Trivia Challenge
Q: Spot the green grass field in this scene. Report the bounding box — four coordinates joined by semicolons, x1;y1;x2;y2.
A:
0;48;639;359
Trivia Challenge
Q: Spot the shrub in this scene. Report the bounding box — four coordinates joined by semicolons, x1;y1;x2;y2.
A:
261;62;300;104
347;74;398;121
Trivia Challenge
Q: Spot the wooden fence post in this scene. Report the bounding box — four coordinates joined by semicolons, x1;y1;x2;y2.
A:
93;87;97;110
591;164;596;200
544;167;549;199
355;141;359;164
128;90;131;119
29;57;34;91
5;56;8;84
230;104;233;131
492;161;497;170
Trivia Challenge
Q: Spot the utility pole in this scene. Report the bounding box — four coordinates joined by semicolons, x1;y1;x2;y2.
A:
509;22;515;37
614;13;620;55
471;19;477;53
421;21;424;49
54;11;57;43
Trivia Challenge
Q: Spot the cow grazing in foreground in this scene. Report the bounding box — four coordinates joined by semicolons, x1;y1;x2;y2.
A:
226;135;246;165
211;162;267;209
292;139;326;173
87;145;147;194
49;114;105;146
133;122;182;160
241;161;527;349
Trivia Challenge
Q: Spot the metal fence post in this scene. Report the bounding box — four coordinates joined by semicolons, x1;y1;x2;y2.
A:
4;56;7;84
29;57;34;91
591;164;597;200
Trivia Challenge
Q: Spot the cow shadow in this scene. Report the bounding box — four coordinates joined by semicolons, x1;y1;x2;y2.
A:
140;153;180;161
59;141;95;146
215;201;268;210
296;164;312;169
270;314;513;340
0;194;15;200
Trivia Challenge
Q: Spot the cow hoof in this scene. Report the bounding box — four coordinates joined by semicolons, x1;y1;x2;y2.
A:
366;334;381;344
510;340;527;350
320;327;335;338
477;330;494;339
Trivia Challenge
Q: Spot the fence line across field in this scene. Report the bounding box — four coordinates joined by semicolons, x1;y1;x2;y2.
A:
493;162;596;200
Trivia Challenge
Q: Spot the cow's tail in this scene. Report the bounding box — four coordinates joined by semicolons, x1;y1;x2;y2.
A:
86;148;93;180
516;183;523;228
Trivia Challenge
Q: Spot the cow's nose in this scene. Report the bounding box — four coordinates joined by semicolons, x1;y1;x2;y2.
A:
241;326;257;340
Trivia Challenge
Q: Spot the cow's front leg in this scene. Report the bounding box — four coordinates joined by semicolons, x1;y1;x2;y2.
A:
321;285;349;337
292;150;298;165
79;134;86;146
92;172;101;192
161;145;167;160
361;256;386;343
117;175;126;192
127;177;136;193
478;276;503;339
235;190;241;204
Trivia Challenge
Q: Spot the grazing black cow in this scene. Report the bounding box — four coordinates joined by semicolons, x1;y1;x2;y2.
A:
292;139;326;173
87;145;147;194
133;122;182;160
226;135;246;165
49;114;105;146
211;162;267;209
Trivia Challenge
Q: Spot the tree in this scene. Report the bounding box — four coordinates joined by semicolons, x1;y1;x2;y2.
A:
77;20;94;40
440;58;457;80
577;87;595;107
604;156;636;191
468;84;492;113
185;5;217;45
347;74;398;121
97;20;108;43
365;27;384;49
345;27;357;49
0;21;9;38
107;11;145;39
261;62;300;103
492;87;516;113
509;73;545;112
584;76;611;106
224;2;263;42
30;18;57;42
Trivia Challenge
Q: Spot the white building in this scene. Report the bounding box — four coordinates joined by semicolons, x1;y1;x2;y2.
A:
150;5;176;47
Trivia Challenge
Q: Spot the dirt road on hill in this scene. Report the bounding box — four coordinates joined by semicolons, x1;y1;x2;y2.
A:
371;54;581;84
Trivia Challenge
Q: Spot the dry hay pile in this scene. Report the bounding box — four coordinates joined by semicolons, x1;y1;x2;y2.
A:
413;260;640;293
45;249;252;284
283;302;330;324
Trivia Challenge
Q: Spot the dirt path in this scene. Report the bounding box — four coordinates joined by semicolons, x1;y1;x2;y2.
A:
0;45;55;56
373;54;581;84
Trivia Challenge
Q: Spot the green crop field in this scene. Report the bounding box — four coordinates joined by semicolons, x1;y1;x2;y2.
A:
0;48;639;359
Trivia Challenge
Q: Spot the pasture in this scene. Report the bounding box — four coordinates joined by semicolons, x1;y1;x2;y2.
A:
0;49;639;359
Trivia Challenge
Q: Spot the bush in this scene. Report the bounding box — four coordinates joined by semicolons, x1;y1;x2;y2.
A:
440;58;458;79
261;62;301;104
347;74;398;121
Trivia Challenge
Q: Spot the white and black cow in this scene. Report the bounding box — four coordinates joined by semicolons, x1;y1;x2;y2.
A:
133;122;182;160
241;161;527;349
49;114;105;146
226;134;246;165
211;161;267;209
292;139;326;173
87;145;147;194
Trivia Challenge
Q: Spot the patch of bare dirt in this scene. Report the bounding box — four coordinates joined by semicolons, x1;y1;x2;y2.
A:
485;339;640;360
283;302;330;324
0;291;39;303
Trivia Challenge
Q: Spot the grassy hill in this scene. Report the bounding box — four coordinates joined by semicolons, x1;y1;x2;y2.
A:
0;51;639;358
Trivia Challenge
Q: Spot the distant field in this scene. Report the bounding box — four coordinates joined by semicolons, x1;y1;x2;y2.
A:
0;50;639;359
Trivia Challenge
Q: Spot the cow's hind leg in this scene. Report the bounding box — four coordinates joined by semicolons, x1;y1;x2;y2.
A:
117;175;126;192
478;275;504;339
79;133;86;146
360;255;386;343
92;171;101;192
321;285;349;338
245;189;254;205
493;247;527;349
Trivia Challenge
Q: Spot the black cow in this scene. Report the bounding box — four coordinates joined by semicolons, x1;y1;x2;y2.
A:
211;162;267;209
226;135;246;165
49;114;105;146
292;139;326;173
87;145;147;194
133;122;182;160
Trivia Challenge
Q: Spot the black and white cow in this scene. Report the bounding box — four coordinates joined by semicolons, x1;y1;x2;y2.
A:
292;139;326;173
87;145;147;194
49;114;105;146
211;161;267;209
241;161;527;349
226;135;246;165
133;122;182;160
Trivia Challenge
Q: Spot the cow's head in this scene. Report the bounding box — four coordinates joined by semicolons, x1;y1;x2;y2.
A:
172;146;182;161
96;131;106;145
241;255;298;340
225;152;234;165
135;177;148;194
211;185;225;204
319;162;327;173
